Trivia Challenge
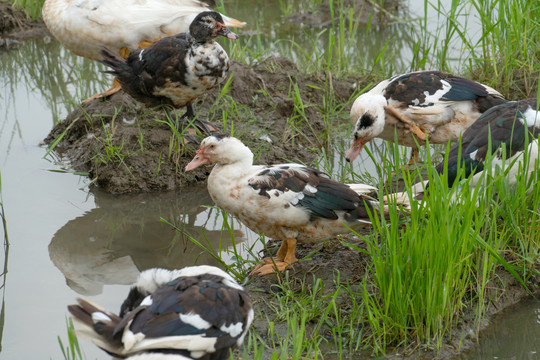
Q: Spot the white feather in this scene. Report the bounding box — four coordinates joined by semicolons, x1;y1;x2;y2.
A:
179;313;211;330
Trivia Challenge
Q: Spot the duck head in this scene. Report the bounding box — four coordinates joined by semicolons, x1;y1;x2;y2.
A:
345;94;387;162
190;11;239;42
185;135;253;171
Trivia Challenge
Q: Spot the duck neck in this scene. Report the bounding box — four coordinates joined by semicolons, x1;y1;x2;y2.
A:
217;151;254;175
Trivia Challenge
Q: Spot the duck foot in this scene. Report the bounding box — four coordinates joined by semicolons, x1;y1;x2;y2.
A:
82;78;122;104
249;257;295;276
384;105;427;141
177;114;217;135
164;106;217;135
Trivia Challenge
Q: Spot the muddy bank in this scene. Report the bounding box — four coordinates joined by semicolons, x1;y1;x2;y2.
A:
0;2;48;43
44;57;359;193
247;238;539;360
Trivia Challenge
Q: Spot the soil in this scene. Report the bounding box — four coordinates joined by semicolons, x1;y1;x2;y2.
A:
44;57;360;193
3;2;538;359
0;1;48;42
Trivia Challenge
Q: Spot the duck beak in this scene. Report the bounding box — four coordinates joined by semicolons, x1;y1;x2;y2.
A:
345;137;366;162
185;150;210;171
216;22;238;39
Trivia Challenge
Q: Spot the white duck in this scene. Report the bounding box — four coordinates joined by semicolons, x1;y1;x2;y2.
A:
346;70;506;165
185;135;391;276
68;266;254;360
42;0;245;101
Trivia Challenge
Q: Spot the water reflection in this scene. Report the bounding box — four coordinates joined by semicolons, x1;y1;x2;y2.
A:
48;186;255;296
224;0;418;73
451;296;540;360
0;239;8;350
0;38;108;125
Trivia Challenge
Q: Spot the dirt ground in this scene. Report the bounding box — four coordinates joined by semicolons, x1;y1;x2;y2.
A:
43;57;359;193
2;2;538;359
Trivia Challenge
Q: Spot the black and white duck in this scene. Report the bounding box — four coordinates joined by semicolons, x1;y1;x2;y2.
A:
68;266;254;360
386;99;540;208
99;11;238;134
345;70;507;165
42;0;245;102
437;98;540;187
184;135;395;276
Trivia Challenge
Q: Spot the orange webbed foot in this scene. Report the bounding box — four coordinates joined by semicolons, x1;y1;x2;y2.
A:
249;260;292;276
82;78;122;104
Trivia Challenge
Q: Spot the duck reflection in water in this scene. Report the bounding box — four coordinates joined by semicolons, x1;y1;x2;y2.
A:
49;187;247;295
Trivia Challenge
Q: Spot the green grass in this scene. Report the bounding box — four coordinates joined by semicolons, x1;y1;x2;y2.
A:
57;317;84;360
11;0;45;19
168;133;539;358
0;170;8;351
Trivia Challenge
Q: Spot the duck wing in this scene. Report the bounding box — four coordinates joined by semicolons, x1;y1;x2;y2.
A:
248;165;376;222
438;99;540;185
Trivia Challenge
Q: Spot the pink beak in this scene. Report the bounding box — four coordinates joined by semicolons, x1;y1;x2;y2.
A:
345;138;366;162
185;150;209;171
216;22;239;40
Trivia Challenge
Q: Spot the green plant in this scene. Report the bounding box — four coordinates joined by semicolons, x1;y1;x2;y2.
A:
57;317;84;360
11;0;46;19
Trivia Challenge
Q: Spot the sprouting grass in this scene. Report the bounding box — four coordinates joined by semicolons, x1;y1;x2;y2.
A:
11;0;45;19
0;170;8;351
0;171;8;247
57;317;84;360
161;208;263;281
340;137;539;353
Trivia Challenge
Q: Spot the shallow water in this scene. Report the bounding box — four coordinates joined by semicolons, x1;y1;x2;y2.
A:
0;1;537;359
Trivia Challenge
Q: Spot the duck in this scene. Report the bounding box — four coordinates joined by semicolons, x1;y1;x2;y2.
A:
42;0;245;102
68;265;254;360
345;70;507;166
184;135;393;276
436;98;540;187
99;11;238;134
386;99;540;209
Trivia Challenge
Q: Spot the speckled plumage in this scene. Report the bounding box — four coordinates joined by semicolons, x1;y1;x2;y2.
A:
436;98;540;186
99;11;235;111
42;0;245;60
346;70;507;163
68;266;253;360
185;136;393;275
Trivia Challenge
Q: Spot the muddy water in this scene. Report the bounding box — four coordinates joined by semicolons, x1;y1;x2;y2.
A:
0;1;537;360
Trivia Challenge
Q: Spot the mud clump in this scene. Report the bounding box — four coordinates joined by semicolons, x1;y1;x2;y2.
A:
0;2;47;41
45;57;358;193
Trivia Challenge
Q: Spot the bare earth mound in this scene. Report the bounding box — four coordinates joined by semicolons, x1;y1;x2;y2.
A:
44;57;357;193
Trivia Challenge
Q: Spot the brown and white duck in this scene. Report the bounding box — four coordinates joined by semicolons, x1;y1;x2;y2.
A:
346;70;507;165
185;135;392;276
68;266;254;360
42;0;245;102
99;11;238;134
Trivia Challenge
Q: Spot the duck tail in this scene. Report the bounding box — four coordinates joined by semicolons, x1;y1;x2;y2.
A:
68;298;123;355
383;180;428;211
221;14;247;28
99;47;129;77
